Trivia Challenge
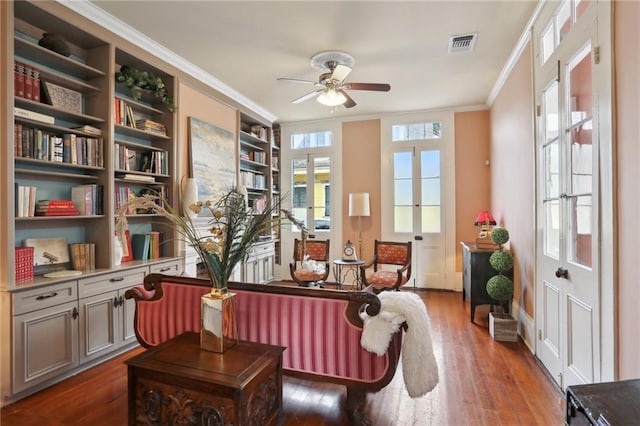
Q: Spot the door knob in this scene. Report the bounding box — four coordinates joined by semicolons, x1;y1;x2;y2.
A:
555;267;569;279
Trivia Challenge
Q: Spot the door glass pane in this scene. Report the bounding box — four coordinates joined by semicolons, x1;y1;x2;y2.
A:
291;158;308;227
569;195;592;267
544;199;560;260
544;81;559;142
575;0;590;21
421;150;441;233
567;45;592;268
313;157;330;231
544;141;560;199
393;152;413;232
557;0;572;43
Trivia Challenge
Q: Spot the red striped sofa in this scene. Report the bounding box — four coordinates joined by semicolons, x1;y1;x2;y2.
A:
125;273;403;425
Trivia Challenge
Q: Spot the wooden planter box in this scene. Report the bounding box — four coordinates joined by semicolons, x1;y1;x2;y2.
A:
489;312;518;342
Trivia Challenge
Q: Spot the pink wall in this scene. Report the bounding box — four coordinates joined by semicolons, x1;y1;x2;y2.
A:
342;120;381;262
489;43;535;315
454;110;492;270
614;0;640;379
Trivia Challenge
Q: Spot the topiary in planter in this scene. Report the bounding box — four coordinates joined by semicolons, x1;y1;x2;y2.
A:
486;226;513;314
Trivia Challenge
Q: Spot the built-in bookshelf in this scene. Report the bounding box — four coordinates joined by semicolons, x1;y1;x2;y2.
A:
12;2;111;278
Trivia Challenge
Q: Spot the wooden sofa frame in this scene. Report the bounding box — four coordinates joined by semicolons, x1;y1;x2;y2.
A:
125;274;403;425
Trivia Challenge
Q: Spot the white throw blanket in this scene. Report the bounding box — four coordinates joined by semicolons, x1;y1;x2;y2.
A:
360;291;439;398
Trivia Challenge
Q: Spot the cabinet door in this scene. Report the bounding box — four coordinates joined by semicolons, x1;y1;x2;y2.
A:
262;255;274;282
243;259;259;283
120;289;138;345
78;291;118;363
13;301;79;394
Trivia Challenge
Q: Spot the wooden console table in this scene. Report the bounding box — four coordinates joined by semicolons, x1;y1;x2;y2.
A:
126;332;285;425
566;379;640;424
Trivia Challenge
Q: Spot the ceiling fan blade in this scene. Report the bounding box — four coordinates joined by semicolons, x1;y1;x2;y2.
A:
292;89;324;104
331;64;352;83
343;82;391;92
277;77;317;85
341;90;357;108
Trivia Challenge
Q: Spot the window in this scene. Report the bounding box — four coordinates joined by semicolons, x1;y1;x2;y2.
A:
392;122;442;142
540;0;592;65
291;131;332;149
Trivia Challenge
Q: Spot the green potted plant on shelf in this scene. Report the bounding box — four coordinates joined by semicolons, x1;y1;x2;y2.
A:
115;65;176;112
486;227;517;342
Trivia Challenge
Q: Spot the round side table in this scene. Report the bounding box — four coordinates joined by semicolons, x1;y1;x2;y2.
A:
332;259;365;290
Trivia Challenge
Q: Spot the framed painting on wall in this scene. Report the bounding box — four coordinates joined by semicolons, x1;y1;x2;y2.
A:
188;117;236;207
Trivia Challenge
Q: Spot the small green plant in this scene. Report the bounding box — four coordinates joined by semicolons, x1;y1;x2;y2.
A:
115;65;176;112
486;227;514;314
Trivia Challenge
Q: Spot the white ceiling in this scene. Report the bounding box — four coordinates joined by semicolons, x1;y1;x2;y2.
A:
85;1;538;124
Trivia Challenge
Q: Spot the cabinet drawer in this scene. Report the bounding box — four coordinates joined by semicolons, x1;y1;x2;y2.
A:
78;268;146;298
13;282;78;315
149;259;181;275
249;242;275;260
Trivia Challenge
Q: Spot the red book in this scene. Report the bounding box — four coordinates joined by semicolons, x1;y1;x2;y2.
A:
37;199;75;207
35;211;80;216
31;67;40;102
14;61;25;98
23;64;33;100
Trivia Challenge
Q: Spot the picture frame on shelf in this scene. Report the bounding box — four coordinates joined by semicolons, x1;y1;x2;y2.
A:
42;81;82;114
188;117;236;208
23;237;71;275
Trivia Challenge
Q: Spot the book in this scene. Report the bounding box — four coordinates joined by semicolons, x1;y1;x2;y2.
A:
31;66;40;102
131;234;150;260
14;61;25;98
38;199;75;208
14;107;54;125
72;125;102;136
121;173;156;183
23;64;33;100
71;185;93;215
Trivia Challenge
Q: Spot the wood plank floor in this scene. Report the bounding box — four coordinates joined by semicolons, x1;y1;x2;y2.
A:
1;289;565;425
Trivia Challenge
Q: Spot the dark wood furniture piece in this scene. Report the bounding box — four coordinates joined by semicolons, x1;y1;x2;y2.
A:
126;332;285;426
566;379;640;425
332;259;365;289
461;241;512;322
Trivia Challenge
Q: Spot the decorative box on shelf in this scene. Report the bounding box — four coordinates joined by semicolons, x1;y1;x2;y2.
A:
15;246;34;282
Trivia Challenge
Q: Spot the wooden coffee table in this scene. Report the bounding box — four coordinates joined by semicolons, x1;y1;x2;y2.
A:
126;332;285;425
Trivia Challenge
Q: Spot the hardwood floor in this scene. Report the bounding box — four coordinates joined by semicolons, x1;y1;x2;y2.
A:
1;289;565;425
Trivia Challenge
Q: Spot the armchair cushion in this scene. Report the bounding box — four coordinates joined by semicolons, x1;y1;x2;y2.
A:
366;270;410;289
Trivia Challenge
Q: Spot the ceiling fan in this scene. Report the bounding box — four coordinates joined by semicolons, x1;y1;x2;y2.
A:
277;51;390;109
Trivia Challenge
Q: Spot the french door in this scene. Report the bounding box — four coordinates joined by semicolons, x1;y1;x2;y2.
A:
381;112;456;290
533;0;613;389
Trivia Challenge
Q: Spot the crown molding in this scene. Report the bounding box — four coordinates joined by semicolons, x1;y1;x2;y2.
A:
57;0;277;123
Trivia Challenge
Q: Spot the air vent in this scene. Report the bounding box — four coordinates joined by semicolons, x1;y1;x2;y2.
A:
448;33;477;53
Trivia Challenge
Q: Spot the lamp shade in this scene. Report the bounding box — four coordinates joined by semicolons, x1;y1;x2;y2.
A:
317;89;347;107
349;193;370;217
474;210;496;226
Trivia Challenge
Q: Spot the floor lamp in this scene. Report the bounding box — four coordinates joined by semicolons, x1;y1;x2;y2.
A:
349;193;370;259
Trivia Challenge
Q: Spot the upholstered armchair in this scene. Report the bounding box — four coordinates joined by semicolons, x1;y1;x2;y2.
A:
289;238;330;287
360;240;412;291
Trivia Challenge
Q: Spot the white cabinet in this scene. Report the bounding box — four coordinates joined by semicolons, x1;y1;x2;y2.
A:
78;268;146;363
9;260;179;399
242;241;275;284
12;282;80;394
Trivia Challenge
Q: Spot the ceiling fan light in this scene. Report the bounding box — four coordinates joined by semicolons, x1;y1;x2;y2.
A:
317;89;347;107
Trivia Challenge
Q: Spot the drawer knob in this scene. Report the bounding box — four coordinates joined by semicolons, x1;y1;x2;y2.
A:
159;267;170;272
109;277;125;282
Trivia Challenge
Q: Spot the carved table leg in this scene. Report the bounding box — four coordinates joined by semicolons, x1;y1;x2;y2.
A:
346;387;371;426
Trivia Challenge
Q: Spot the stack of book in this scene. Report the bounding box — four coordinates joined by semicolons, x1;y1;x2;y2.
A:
14;61;41;102
35;199;79;216
131;231;162;260
135;119;166;136
69;242;95;271
16;185;37;218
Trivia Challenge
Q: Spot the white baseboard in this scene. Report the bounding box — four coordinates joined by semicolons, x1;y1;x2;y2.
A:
513;300;535;353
